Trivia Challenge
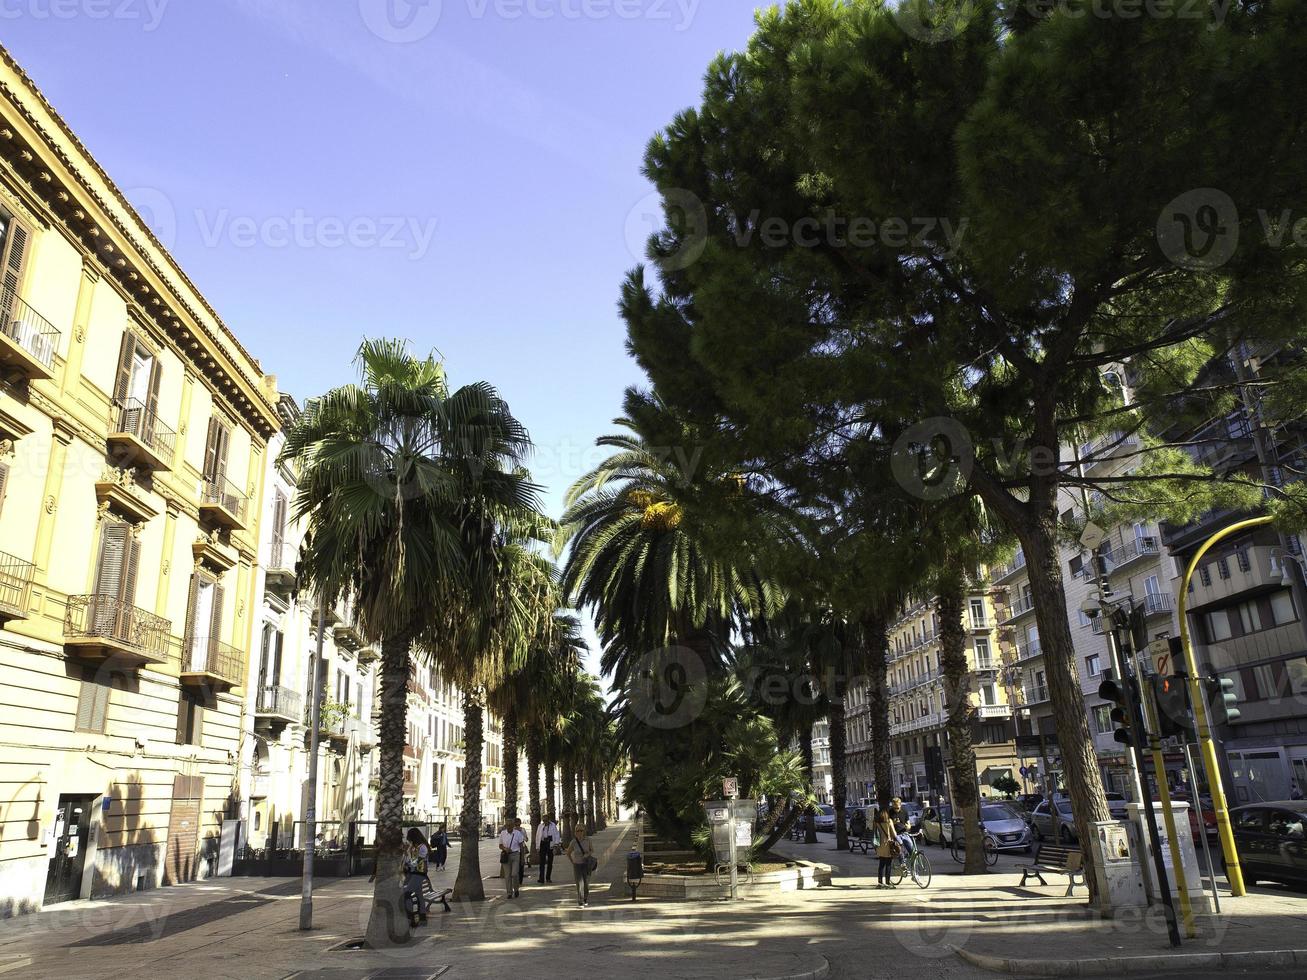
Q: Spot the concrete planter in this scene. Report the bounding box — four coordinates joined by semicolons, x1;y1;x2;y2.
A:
636;859;831;900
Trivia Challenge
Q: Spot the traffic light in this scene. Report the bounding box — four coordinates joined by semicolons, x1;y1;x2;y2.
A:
1205;674;1241;726
1098;674;1140;746
1151;672;1194;740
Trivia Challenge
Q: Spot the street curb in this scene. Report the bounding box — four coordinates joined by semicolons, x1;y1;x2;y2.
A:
951;945;1307;975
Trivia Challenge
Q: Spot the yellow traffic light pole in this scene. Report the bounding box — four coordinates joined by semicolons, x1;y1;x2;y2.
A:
1140;696;1197;937
1176;515;1273;898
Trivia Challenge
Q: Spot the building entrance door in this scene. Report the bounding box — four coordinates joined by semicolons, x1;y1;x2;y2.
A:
44;794;95;906
164;774;204;884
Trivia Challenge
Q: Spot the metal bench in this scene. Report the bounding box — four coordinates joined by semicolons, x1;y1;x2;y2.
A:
849;832;878;854
1018;843;1084;896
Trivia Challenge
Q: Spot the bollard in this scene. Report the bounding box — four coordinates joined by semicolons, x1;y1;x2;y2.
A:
626;850;644;902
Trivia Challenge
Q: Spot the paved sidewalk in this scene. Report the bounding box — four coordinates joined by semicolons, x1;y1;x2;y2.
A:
777;832;1307;976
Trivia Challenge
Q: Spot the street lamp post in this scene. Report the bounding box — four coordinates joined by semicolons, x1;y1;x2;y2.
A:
300;591;329;931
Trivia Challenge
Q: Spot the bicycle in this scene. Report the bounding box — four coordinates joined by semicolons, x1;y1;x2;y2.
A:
890;832;931;889
949;820;999;867
714;862;753;889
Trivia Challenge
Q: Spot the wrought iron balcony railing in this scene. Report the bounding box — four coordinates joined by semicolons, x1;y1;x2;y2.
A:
0;549;35;621
110;397;176;470
64;594;172;665
256;684;303;721
0;286;59;377
200;475;248;528
182;636;244;687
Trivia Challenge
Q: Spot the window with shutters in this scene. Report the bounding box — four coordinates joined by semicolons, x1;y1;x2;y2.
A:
75;666;112;734
112;331;161;434
270;492;288;566
91;520;142;636
176;690;203;745
202;416;232;486
184;571;225;672
0;462;8;518
0;210;38;355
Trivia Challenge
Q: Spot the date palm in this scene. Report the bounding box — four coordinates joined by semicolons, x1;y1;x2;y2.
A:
283;338;535;945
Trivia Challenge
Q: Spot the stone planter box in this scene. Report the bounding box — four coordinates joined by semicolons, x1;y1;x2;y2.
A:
636;859;831;900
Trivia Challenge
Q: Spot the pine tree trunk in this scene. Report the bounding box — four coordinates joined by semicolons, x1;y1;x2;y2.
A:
800;729;819;844
1021;505;1110;898
862;613;894;808
364;631;413;948
831;684;849;852
503;708;519;822
527;736;542;863
454;689;486;901
937;573;988;874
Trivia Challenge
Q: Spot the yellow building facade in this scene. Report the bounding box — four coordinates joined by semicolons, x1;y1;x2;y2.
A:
0;48;278;914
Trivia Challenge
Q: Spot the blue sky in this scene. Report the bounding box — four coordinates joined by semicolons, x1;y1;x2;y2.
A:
3;0;767;677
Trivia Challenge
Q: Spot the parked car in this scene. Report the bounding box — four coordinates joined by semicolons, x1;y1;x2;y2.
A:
1229;802;1307;888
812;804;836;832
918;802;1032;852
1030;797;1078;843
920;803;953;845
900;801;924;829
1105;792;1130;821
1015;793;1044;818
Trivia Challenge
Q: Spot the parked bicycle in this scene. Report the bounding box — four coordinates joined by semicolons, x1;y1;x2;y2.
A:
950;819;999;867
891;831;932;888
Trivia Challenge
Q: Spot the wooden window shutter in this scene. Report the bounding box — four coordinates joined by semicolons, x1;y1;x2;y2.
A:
146;358;162;426
215;422;230;484
0;463;8;518
202;417;220;482
257;625;270;689
0;214;31;313
123;535;142;607
94;522;129;599
210;582;226;649
272;630;283;686
75;669;98;732
113;333;136;405
184;574;200;660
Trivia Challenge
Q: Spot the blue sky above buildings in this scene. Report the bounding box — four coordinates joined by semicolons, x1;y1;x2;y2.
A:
3;0;767;677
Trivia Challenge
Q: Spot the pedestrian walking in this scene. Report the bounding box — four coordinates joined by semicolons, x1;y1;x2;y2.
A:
874;805;897;889
498;821;526;899
429;824;449;872
514;817;529;887
1292;782;1303;801
403;827;432;926
564;823;596;908
536;813;560;883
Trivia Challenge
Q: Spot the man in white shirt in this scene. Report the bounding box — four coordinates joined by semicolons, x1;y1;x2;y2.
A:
497;821;526;898
535;813;560;883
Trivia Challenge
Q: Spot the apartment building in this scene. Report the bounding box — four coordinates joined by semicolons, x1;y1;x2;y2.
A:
236;397;379;852
811;720;832;803
0;49;279;914
880;589;1023;803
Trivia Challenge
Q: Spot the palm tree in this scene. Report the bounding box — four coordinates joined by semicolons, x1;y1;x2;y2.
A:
283;339;535;945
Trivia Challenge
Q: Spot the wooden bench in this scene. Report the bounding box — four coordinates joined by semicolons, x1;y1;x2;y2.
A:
849;832;878;854
422;879;453;913
1018;843;1084;896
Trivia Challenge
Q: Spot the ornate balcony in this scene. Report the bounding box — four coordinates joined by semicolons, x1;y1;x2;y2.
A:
0;287;59;381
998;592;1037;626
180;637;244;691
254;684;302;726
199;475;248;531
64;594;172;668
0;550;34;624
265;537;296;596
977;703;1013;720
108;398;175;472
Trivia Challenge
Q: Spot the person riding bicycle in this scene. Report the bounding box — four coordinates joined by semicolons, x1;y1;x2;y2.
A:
889;798;916;858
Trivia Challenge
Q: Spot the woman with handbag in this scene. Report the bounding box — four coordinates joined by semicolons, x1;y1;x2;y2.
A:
564;823;596;908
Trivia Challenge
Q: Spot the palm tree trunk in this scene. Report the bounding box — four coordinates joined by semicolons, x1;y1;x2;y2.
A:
561;761;576;837
364;631;412;948
527;735;542;863
585;775;597;833
799;729;818;844
454;688;486;901
831;680;850;852
937;572;988;874
503;708;520;822
546;760;557;824
861;612;894;809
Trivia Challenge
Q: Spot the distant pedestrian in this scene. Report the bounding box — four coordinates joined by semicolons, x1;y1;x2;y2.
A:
564;823;595;908
1292;783;1303;801
514;817;529;887
403;828;431;926
498;821;526;899
874;806;897;889
537;813;560;883
429;824;449;872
